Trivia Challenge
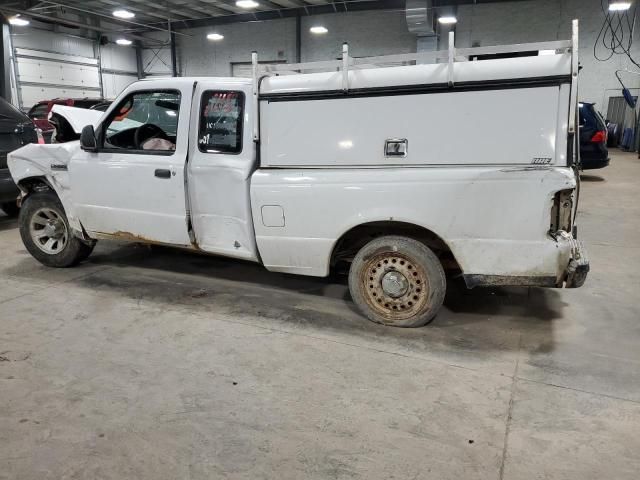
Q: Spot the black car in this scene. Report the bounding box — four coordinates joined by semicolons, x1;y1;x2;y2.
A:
579;102;609;170
0;96;41;216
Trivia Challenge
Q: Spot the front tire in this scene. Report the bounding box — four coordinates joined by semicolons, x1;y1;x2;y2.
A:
348;236;446;327
19;192;94;267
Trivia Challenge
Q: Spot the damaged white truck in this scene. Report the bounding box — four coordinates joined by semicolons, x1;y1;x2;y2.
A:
8;21;588;327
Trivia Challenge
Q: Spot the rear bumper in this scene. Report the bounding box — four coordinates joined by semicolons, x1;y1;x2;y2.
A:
560;232;589;288
462;231;589;289
0;169;19;203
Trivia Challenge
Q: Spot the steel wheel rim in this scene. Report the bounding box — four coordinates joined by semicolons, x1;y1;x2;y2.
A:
362;252;430;321
29;207;68;254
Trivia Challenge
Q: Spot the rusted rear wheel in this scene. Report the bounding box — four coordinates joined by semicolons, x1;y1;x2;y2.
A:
349;236;446;327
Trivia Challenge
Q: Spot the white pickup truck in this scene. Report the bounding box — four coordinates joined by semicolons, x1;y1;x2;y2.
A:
8;22;588;327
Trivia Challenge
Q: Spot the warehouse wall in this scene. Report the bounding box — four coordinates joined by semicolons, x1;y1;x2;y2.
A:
456;0;640;113
299;10;415;62
176;9;414;77
177;18;295;76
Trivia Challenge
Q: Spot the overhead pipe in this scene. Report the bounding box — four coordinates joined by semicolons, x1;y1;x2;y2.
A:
0;5;165;45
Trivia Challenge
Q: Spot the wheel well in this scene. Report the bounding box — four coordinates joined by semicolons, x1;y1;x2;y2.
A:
18;177;53;196
330;221;461;274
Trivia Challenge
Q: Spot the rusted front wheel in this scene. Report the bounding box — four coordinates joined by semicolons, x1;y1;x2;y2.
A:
349;236;446;327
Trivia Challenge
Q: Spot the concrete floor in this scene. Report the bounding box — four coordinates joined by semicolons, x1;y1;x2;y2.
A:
1;151;639;480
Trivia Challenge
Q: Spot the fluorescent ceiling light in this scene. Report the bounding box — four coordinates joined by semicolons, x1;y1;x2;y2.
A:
207;33;224;41
9;16;30;26
113;9;135;19
609;2;632;11
236;0;259;8
438;16;457;24
310;26;328;34
538;49;557;56
116;38;132;46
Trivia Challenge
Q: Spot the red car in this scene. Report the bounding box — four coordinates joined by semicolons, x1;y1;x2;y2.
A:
27;98;106;142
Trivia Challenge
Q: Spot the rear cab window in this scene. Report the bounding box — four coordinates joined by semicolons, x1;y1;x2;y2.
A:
198;91;245;154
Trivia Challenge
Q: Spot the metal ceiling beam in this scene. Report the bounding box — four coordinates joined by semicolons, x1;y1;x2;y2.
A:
78;0;198;22
215;0;284;13
0;4;166;44
178;0;238;15
129;0;217;20
163;0;229;16
168;0;405;29
39;0;192;35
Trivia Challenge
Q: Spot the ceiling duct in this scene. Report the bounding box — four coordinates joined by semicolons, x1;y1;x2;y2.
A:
406;0;435;36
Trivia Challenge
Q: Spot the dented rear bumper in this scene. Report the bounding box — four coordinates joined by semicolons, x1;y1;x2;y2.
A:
462;230;589;289
556;230;589;288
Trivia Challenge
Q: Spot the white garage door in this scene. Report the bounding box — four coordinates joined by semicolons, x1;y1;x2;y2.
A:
14;48;102;110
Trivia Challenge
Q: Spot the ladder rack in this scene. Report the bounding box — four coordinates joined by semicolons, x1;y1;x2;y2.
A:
251;19;579;150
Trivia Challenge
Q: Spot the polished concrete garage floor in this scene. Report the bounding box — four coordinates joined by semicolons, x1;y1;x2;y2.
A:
1;151;639;480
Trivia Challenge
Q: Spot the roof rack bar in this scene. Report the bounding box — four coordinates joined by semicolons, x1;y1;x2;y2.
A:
568;19;579;137
252;51;259;141
351;51;449;66
256;40;573;78
262;59;342;72
448;31;455;86
456;40;571;58
342;43;349;92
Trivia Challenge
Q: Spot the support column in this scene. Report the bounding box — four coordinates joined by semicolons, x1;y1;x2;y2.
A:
0;19;12;100
135;40;144;79
295;15;301;63
169;22;178;77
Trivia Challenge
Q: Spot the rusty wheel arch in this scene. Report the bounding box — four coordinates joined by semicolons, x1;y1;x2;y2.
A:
330;221;462;275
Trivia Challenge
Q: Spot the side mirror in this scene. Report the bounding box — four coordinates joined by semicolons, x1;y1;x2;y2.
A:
80;125;98;152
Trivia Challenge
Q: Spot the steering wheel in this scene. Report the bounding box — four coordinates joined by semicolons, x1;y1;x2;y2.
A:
134;123;168;149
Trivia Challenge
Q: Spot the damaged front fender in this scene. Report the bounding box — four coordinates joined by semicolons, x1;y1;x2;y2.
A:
7;142;82;233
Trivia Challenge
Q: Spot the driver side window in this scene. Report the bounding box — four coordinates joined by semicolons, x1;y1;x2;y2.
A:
101;90;181;154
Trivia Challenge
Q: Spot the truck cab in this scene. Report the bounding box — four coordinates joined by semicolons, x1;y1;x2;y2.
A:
68;78;260;263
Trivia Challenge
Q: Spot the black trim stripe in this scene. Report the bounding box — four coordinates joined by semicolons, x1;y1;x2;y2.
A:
261;75;571;102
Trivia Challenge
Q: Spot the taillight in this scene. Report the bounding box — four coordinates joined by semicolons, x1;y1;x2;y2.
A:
36;128;45;144
590;130;606;143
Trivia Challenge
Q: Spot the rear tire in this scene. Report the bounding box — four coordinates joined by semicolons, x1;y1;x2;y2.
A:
1;201;19;217
19;191;94;267
348;235;446;327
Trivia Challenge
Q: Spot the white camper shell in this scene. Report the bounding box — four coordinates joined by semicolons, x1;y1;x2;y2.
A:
8;21;588;327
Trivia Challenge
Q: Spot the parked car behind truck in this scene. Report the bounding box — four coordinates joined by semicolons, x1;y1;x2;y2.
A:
0;96;42;216
579;102;609;169
28;98;106;143
8;22;589;327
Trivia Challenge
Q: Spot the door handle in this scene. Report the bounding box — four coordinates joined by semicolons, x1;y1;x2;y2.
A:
384;138;408;158
154;169;171;179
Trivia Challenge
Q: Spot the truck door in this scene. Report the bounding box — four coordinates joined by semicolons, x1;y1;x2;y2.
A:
69;82;193;246
186;83;259;261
